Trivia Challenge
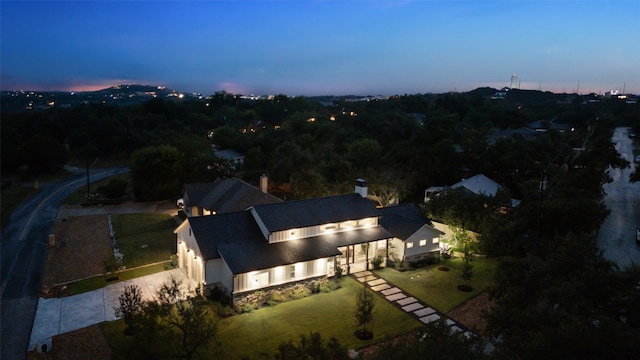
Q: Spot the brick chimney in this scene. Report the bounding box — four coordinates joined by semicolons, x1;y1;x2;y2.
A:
355;178;367;198
260;174;268;193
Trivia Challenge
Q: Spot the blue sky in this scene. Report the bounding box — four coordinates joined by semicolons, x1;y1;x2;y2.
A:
2;1;639;95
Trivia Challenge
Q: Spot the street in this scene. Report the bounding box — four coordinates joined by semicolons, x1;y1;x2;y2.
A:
596;127;640;268
1;167;129;360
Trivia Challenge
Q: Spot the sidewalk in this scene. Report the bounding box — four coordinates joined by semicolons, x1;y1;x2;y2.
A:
29;268;191;352
351;270;474;337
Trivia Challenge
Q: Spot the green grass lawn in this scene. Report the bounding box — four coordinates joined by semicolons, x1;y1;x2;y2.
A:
64;173;128;205
374;257;497;312
66;263;168;296
112;213;177;268
103;276;421;360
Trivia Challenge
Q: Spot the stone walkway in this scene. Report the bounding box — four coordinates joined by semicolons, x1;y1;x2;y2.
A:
351;270;474;337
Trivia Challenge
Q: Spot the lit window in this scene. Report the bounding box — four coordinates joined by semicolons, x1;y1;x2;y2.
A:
290;265;296;279
406;242;414;249
433;237;440;244
342;220;357;228
324;224;337;232
419;240;427;246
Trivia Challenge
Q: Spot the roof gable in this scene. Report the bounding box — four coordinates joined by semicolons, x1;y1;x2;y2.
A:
450;174;501;197
185;178;281;213
380;203;434;240
188;211;264;260
250;193;381;232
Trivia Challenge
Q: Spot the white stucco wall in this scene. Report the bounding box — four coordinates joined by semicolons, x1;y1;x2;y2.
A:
404;226;440;257
205;258;234;292
175;222;205;285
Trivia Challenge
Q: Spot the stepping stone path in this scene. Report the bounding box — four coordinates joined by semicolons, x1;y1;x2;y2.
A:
351;271;474;338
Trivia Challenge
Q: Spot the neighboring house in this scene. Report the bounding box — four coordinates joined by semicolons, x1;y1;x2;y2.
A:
450;174;501;197
175;180;439;303
215;149;245;169
181;177;281;217
527;119;571;133
379;204;444;264
486;126;539;144
424;174;501;202
424;174;520;208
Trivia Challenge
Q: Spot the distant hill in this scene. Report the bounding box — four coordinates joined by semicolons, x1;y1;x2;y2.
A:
0;84;192;113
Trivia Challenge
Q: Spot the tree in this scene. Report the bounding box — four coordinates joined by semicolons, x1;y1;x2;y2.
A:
459;261;474;291
20;134;69;175
486;233;640;359
275;332;349;360
438;243;452;271
453;228;477;291
134;277;220;360
354;284;375;339
130;145;185;201
367;319;486;360
114;284;144;335
103;253;123;281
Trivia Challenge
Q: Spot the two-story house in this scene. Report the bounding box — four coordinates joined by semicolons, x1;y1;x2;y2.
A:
175;179;442;303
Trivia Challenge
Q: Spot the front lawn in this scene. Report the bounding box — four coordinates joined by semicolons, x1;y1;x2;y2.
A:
112;213;177;268
374;257;496;312
103;276;421;359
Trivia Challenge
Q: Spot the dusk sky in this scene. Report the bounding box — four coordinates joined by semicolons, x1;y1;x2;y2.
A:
2;1;639;96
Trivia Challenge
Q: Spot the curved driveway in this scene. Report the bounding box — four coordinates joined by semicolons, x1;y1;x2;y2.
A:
1;167;129;360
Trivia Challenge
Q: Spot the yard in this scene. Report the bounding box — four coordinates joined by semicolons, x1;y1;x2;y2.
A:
111;213;177;268
41;212;177;297
102;276;422;359
34;206;493;359
374;257;497;312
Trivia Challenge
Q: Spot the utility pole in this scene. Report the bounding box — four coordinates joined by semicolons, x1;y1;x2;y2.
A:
537;171;547;239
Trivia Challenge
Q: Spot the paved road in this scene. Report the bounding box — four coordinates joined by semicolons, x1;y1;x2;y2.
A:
1;167;129;360
596;127;640;268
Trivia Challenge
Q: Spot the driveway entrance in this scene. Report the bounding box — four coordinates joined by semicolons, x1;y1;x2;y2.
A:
29;268;193;352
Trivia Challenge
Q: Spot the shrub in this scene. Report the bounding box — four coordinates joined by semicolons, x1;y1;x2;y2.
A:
164;254;178;270
335;264;344;278
206;283;232;305
211;301;234;317
371;255;384;269
97;178;128;199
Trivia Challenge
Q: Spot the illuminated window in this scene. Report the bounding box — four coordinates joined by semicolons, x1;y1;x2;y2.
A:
406;242;414;249
419;239;427;246
433;237;440;244
342;220;357;228
323;224;337;232
290;265;296;279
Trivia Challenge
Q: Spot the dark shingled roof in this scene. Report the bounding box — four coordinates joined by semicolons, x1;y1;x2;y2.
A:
219;226;392;274
184;178;281;214
189;210;392;274
251;193;381;232
188;211;263;261
379;203;436;240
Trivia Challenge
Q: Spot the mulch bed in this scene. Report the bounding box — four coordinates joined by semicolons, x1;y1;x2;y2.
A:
446;292;492;335
30;215;115;359
41;215;112;298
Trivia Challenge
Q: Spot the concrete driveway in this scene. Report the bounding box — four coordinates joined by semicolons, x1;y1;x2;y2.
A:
29;268;192;352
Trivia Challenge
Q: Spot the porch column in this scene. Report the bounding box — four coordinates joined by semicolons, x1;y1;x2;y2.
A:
365;242;370;270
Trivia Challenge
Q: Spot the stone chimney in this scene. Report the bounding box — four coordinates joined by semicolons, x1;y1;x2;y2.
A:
355;178;368;198
260;174;268;193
